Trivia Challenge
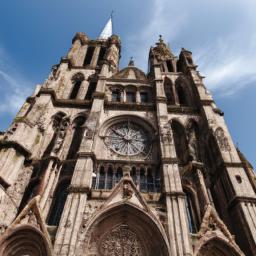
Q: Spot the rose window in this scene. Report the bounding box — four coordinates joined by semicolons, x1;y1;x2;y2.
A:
105;121;151;156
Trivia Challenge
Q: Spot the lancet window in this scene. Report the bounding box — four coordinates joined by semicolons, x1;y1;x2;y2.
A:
85;81;97;100
177;86;189;106
83;46;95;66
69;73;85;100
47;178;70;226
166;60;174;72
97;46;107;66
164;78;175;105
185;191;198;233
171;120;189;164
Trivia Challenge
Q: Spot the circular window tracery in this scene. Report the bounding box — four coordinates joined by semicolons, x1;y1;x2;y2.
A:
105;121;151;156
99;224;144;256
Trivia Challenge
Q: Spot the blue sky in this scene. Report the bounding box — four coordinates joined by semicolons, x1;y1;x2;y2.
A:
0;0;255;167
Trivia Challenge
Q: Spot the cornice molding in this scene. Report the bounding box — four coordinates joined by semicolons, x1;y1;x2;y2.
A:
0;140;31;158
38;88;92;108
104;101;155;111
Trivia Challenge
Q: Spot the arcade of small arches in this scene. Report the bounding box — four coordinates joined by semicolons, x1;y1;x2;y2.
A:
108;85;153;104
92;164;161;193
164;76;194;107
68;72;97;101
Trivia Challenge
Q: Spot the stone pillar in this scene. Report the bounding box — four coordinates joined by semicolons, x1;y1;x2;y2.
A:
91;45;101;68
163;164;192;256
154;63;192;255
136;89;141;103
53;189;88;256
77;80;88;100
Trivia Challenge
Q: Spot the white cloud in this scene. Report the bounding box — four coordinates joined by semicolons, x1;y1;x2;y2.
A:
125;0;256;96
0;47;33;115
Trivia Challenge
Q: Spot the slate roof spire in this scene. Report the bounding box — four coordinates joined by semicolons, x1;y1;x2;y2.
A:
99;13;113;40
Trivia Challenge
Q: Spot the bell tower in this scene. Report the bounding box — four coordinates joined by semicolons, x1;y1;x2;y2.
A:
0;21;255;256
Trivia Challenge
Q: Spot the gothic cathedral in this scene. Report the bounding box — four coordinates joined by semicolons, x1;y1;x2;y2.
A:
0;19;255;256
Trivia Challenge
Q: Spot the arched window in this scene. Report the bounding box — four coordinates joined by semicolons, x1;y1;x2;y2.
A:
112;89;121;102
70;80;82;99
106;166;113;189
166;60;174;72
85;81;97;100
140;92;149;103
43;112;67;157
185;191;197;233
140;168;147;192
171;120;189;164
83;46;95;66
47;179;70;226
97;47;106;66
177;86;189;106
66;116;86;160
126;91;136;103
69;73;85;100
98;166;105;189
164;78;175;105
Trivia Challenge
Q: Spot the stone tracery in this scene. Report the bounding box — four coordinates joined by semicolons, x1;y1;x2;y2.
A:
99;224;144;256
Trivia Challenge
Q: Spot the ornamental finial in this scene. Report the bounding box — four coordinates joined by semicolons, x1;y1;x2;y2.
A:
159;34;164;43
128;57;134;66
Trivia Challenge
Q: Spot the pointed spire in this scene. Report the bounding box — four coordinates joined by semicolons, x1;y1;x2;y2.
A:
99;13;113;40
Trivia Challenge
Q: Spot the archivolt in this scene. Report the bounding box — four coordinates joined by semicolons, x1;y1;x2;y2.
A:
75;202;170;256
195;236;244;256
0;224;52;256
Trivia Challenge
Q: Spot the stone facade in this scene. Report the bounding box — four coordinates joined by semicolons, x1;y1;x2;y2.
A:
0;31;255;256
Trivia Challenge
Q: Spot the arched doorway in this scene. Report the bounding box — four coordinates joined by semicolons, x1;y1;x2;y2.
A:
76;203;170;256
0;225;51;256
197;238;243;256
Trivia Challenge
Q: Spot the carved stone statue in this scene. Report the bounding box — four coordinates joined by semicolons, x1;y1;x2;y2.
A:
52;116;70;154
186;123;199;161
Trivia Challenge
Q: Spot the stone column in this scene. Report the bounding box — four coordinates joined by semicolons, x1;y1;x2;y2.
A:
136;89;141;103
90;45;101;68
77;80;88;100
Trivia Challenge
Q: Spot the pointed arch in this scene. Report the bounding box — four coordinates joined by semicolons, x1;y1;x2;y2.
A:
75;202;170;256
0;225;52;256
164;77;175;105
65;115;86;160
171;119;189;164
70;72;85;99
196;236;243;256
43;111;68;157
175;77;192;106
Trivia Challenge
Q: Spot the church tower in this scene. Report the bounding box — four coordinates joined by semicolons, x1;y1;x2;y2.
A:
0;19;255;256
